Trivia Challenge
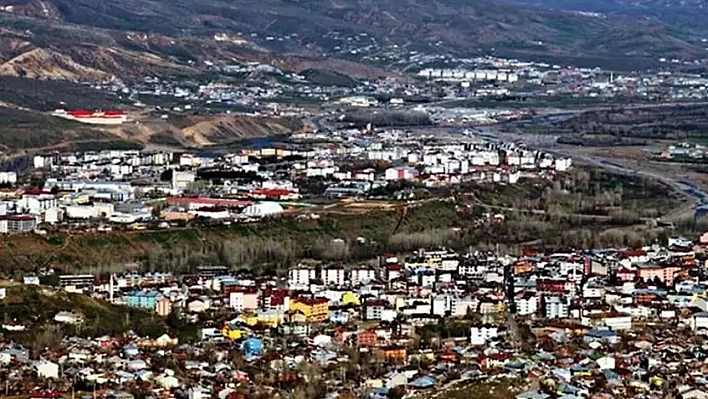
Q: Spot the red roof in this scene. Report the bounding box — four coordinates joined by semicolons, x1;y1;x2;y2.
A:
31;390;62;399
67;110;125;118
251;188;295;196
294;296;329;306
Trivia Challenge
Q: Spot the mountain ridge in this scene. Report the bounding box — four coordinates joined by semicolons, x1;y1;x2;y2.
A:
0;0;706;80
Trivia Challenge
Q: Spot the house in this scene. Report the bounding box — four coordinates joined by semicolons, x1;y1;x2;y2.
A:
470;325;499;345
380;346;407;363
256;309;285;328
363;299;395;321
635;264;682;285
280;322;311;337
188;299;208;313
23;276;40;285
288;266;316;290
229;289;258;312
517;293;538;316
125;290;162;310
385;372;409;388
584;329;619;344
35;360;59;379
545;295;569;319
409;375;435;390
329;311;350;324
155;334;179;347
290;297;330;322
692;312;708;330
596;356;616;370
682;388;708;399
357;329;378;347
351;267;377;286
220;322;245;341
155;297;172;317
582;313;632;331
261;288;290;311
54;311;83;324
0;215;36;233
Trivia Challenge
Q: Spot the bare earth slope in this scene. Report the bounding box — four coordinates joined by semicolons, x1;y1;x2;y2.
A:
0;0;705;79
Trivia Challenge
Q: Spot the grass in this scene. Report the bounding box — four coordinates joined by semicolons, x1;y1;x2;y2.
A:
0;108;141;152
0;285;170;341
0;76;124;112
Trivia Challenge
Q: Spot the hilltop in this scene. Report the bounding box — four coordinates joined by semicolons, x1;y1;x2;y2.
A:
0;0;705;80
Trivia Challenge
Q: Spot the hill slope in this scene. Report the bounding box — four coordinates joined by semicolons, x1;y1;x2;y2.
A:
0;0;705;79
500;0;708;35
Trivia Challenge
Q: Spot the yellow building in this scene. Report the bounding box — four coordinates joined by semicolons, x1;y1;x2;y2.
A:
256;310;285;328
290;297;330;322
341;292;360;306
221;324;244;340
240;315;259;326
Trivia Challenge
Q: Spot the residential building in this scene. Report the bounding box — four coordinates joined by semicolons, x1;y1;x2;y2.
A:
321;267;346;287
0;215;36;233
125;290;162;310
470;325;499;345
290;297;330;322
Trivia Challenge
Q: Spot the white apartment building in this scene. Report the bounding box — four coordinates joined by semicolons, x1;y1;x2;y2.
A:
351;268;376;286
545;295;569;319
288;267;316;290
470;326;499;345
321;267;346;287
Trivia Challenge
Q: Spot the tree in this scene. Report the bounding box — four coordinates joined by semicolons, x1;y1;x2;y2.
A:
388;386;406;399
31;323;63;355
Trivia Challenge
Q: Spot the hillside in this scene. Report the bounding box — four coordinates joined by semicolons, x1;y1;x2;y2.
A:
0;107;305;152
0;76;307;152
0;285;174;344
501;0;708;35
0;0;704;79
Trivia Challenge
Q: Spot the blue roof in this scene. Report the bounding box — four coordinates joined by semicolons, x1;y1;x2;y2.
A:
506;361;527;370
558;384;582;394
586;329;617;338
410;375;436;388
126;290;160;298
603;369;619;379
517;392;550;399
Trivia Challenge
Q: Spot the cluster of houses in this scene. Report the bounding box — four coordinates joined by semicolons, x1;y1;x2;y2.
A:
0;133;571;233
7;234;708;398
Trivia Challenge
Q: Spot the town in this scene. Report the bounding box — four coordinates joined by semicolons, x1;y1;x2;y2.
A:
6;0;708;398
3;238;708;399
0;131;570;233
